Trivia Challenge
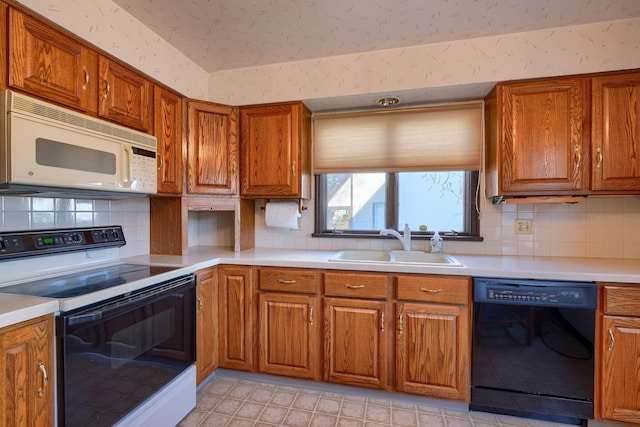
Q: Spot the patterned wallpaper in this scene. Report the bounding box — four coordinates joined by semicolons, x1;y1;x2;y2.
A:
208;17;640;107
15;0;209;99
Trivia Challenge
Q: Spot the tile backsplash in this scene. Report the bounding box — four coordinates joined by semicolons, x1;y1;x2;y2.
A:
2;194;639;260
0;196;150;258
254;196;640;259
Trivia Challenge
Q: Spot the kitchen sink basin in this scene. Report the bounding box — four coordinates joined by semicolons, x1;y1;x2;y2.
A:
330;250;462;266
330;250;391;262
391;251;462;266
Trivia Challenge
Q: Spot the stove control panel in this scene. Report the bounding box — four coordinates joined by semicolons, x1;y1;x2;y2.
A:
0;226;126;260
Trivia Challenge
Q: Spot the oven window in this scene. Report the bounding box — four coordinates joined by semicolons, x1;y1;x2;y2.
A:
60;283;195;427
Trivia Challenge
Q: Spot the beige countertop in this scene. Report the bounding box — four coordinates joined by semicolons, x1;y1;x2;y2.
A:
2;247;640;329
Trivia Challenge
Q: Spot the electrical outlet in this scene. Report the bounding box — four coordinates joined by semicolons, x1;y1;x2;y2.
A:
515;219;532;234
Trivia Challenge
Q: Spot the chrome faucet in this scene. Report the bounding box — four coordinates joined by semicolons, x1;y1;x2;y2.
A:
380;224;412;251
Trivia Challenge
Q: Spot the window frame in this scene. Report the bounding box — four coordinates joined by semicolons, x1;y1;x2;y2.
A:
313;171;481;241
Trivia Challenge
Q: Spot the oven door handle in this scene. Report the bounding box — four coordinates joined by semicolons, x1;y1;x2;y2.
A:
67;311;103;325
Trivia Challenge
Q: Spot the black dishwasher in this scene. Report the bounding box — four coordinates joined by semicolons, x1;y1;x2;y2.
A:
471;277;597;426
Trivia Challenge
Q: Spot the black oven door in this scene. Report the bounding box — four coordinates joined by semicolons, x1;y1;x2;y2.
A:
56;274;196;427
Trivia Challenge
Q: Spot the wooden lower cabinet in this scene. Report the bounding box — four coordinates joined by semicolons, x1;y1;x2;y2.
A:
0;315;54;427
258;292;320;379
396;302;470;401
218;265;254;371
196;267;218;385
323;297;388;389
598;284;640;423
395;274;471;401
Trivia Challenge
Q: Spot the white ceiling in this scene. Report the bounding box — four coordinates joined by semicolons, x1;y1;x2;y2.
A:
112;0;640;110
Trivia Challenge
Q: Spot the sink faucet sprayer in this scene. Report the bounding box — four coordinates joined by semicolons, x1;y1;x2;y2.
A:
379;224;412;251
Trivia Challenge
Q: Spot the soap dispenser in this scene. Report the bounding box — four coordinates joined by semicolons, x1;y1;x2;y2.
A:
430;231;443;254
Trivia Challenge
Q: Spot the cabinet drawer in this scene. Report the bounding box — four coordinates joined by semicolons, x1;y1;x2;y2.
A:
396;275;470;305
259;268;317;293
603;285;640;316
324;272;388;299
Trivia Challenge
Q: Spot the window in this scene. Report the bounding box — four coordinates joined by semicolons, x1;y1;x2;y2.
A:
312;101;482;239
314;171;479;238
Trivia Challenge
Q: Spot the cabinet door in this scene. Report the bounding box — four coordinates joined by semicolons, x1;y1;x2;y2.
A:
218;266;253;371
8;8;98;113
600;316;640;423
98;56;153;132
240;102;310;198
259;292;320;380
592;72;640;192
154;87;183;194
187;100;238;195
498;78;588;194
396;303;470;401
323;297;388;389
0;315;54;427
196;268;218;385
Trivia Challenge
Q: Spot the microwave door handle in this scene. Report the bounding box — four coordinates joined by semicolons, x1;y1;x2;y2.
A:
121;145;132;188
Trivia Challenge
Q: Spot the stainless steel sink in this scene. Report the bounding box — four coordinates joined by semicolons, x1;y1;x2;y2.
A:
329;250;462;266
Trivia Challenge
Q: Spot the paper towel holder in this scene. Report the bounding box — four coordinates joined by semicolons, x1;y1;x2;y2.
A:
260;199;307;214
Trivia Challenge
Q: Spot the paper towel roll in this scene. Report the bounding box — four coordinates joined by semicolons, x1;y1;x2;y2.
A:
264;202;302;229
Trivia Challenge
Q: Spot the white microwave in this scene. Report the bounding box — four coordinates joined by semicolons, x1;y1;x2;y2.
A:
0;90;157;198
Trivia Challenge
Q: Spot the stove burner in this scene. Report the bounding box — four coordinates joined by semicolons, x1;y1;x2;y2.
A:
0;264;178;298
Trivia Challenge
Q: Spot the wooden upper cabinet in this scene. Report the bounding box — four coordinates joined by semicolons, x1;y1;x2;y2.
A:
592;71;640;192
98;56;153;132
154;86;183;194
0;3;8;90
486;77;589;197
8;7;98;113
240;102;311;199
0;315;54;427
187;100;238;195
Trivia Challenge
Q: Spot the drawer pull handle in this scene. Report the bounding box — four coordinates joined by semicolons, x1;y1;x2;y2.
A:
309;307;314;325
398;313;404;332
37;361;48;398
345;284;365;289
608;328;615;351
420;288;443;293
278;279;297;285
197;297;203;311
380;312;385;332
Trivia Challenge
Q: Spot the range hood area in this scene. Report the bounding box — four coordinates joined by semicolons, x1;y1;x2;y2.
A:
0;90;158;199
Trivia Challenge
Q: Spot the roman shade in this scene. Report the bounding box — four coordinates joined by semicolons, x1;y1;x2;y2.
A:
312;101;483;173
